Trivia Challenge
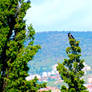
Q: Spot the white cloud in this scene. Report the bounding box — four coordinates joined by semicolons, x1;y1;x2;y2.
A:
25;0;92;32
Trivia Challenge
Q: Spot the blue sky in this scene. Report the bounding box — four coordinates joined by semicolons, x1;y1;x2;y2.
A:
25;0;92;32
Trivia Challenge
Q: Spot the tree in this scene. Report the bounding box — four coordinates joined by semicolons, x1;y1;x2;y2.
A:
0;0;46;92
57;33;88;92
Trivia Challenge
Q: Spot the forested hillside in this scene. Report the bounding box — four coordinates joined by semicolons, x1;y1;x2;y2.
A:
28;31;92;74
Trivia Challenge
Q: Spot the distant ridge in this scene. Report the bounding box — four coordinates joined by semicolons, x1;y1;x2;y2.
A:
36;31;92;33
28;31;92;74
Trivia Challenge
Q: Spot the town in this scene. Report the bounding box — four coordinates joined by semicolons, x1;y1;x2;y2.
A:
26;63;92;92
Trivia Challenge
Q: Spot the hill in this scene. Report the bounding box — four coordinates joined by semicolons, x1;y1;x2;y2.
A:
27;31;92;74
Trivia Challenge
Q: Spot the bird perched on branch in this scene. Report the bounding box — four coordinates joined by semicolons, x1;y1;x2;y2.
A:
68;33;75;39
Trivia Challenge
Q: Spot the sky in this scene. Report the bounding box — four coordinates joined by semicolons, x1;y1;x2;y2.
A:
25;0;92;32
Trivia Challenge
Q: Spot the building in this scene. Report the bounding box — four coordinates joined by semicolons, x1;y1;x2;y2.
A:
38;86;60;92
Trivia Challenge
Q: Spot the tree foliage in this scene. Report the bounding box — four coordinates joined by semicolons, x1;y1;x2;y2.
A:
57;34;88;92
0;0;46;92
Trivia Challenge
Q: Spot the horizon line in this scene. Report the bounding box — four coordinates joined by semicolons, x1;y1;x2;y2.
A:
36;30;92;33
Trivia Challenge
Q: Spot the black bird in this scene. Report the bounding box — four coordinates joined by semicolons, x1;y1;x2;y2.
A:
68;33;75;39
27;0;30;3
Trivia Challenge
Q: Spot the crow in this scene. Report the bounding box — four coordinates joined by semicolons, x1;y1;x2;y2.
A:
68;33;75;39
27;0;30;3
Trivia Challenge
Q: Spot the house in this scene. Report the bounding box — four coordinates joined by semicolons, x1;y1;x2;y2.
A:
38;86;60;92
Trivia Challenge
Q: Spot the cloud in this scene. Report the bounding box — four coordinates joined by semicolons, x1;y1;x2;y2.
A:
25;0;92;32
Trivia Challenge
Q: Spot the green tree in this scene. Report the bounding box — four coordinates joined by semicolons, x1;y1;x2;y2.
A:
0;0;46;92
57;33;88;92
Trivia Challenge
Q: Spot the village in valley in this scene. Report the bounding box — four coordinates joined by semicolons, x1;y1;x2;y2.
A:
26;63;92;92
